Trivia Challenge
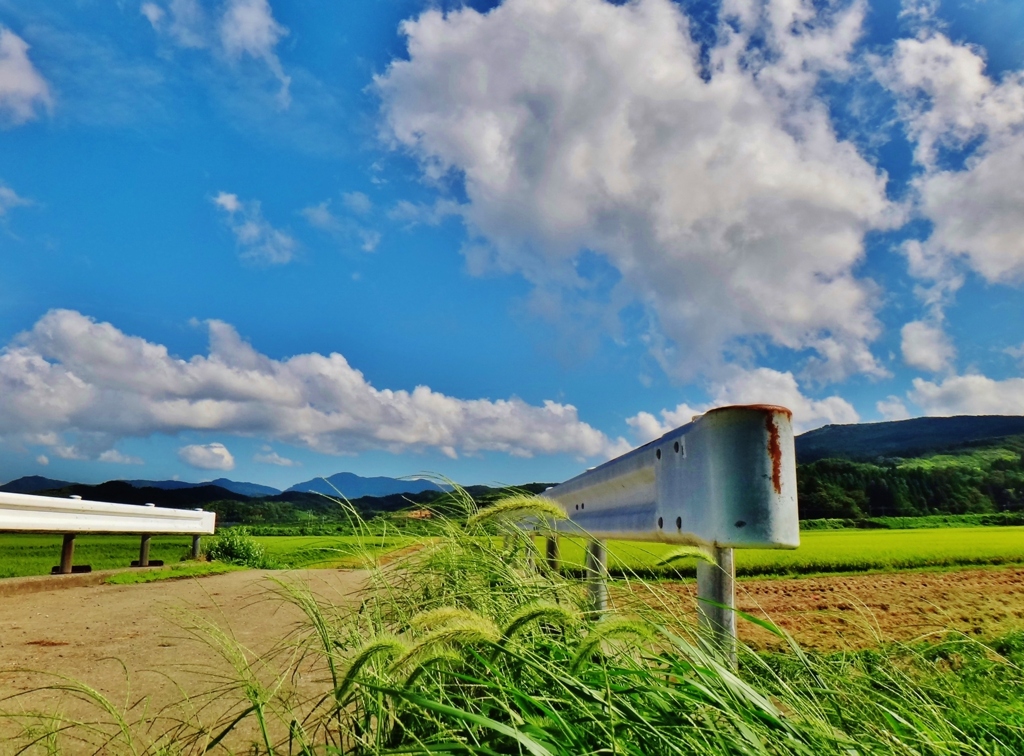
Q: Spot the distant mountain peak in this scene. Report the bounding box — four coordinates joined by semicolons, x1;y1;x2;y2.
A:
286;472;445;499
0;475;73;494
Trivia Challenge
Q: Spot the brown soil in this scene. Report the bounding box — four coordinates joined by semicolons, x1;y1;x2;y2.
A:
0;568;366;752
627;566;1024;651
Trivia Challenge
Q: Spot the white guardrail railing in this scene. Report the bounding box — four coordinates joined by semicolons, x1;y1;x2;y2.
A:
540;404;799;663
0;491;216;575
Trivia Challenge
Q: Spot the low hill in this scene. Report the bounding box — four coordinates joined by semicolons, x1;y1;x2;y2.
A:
122;478;281;497
31;481;250;509
0;476;73;494
796;415;1024;463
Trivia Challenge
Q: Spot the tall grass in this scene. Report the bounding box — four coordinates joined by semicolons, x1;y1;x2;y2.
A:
6;487;1024;754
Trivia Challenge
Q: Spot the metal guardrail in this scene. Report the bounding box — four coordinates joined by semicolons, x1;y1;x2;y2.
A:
0;491;216;575
541;404;799;664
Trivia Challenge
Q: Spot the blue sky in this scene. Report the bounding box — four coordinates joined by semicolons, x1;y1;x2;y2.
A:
1;0;1023;489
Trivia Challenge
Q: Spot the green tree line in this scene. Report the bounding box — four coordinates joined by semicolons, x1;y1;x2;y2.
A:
798;438;1024;519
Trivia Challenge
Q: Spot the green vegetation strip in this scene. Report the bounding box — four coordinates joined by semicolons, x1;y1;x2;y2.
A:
104;562;243;584
4;527;1023;580
255;535;415;568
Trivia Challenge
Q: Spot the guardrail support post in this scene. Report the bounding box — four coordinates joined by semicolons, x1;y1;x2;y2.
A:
191;535;202;560
545;536;559;571
585;539;608;614
139;535;151;567
697;546;737;668
60;534;75;575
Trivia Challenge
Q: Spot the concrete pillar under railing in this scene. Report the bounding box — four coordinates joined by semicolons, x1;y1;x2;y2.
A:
192;509;204;560
696;546;737;668
139;534;152;567
585;539;608;614
59;534;75;575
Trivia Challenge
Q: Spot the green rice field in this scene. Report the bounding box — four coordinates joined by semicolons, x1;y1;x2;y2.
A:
2;526;1023;580
254;534;413;568
555;525;1024;577
0;533;414;579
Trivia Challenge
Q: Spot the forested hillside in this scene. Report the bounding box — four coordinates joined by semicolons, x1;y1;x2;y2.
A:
798;436;1024;519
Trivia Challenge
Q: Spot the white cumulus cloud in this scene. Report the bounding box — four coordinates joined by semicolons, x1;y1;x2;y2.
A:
0;182;30;216
376;0;896;382
99;449;144;465
900;320;956;373
213;191;297;265
0;309;628;463
876;395;911;421
142;0;290;105
626;367;860;441
179;442;235;470
880;33;1024;296
909;373;1024;416
0;27;52;126
254;448;298;466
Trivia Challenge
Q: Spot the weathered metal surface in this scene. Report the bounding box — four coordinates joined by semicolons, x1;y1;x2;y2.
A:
541;404;798;549
585;540;608;614
697;546;737;666
0;491;216;535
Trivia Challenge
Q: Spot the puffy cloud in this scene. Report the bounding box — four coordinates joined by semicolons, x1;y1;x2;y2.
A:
219;0;290;106
876;395;911;421
35;454;48;466
376;0;895;382
909;373;1024;416
880;33;1024;289
1004;342;1024;366
900;320;955;373
302;196;381;252
0;27;52;125
0;309;628;462
140;3;165;28
626;367;859;440
179;442;235;470
254;448;298;466
387;198;463;228
143;0;290;105
213;191;297;265
0;182;30;216
342;191;372;216
98;449;144;465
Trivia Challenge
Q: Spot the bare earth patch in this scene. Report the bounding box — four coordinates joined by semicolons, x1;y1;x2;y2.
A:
633;566;1024;650
0;568;366;750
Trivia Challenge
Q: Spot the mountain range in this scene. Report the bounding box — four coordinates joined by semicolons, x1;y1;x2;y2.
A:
0;471;446;500
4;415;1024;501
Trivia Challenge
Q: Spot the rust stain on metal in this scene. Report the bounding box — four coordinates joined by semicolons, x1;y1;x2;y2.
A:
765;412;783;495
706;403;793;419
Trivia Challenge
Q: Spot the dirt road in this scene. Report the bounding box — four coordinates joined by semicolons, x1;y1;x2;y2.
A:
0;569;366;751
